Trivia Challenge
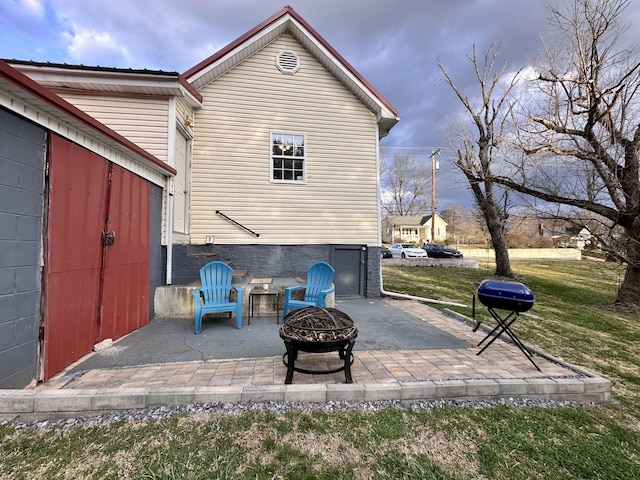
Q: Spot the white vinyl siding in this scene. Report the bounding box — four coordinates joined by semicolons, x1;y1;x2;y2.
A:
191;34;379;245
54;92;170;162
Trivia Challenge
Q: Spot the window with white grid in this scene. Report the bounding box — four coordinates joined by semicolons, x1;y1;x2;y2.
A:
271;132;305;183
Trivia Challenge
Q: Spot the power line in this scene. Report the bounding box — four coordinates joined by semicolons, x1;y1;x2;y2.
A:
380;146;445;150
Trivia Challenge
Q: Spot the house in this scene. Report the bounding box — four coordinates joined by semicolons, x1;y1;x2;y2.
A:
553;225;594;250
8;6;400;299
0;61;175;386
382;214;448;244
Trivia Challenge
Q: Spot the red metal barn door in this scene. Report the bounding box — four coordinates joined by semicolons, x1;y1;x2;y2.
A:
43;135;109;380
98;165;150;341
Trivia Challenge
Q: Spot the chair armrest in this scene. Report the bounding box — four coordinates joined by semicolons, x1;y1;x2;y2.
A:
231;286;245;296
285;285;305;293
190;288;203;305
317;287;334;301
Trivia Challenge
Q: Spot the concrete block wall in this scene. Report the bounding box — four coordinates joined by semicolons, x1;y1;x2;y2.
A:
0;108;47;388
148;184;164;318
172;244;332;285
366;247;382;298
171;243;383;298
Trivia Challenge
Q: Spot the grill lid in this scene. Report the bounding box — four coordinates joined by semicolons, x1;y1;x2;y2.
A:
477;279;535;312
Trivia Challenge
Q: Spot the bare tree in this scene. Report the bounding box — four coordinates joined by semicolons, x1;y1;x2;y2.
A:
439;45;521;277
440;203;490;245
380;150;431;216
494;0;640;307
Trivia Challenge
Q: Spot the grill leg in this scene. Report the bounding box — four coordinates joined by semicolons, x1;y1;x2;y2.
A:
477;308;540;371
477;310;518;349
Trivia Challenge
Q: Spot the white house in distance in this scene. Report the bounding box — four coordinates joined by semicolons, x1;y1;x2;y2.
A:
382;215;448;244
8;6;400;299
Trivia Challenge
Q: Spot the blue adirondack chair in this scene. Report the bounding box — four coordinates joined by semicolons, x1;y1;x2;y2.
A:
282;262;335;319
191;261;244;334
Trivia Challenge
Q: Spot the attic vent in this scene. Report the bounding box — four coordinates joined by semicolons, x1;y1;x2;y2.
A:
276;50;300;74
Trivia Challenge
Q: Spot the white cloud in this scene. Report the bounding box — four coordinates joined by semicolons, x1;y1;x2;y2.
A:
63;26;132;66
17;0;45;18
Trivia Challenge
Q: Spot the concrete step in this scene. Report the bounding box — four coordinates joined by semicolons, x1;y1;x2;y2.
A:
154;278;334;319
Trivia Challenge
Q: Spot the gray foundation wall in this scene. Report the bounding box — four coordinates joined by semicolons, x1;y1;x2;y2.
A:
148;184;164;319
171;244;382;298
171;244;330;285
0;108;46;388
366;247;382;298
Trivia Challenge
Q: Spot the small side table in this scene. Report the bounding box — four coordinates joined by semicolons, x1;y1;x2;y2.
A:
249;289;280;325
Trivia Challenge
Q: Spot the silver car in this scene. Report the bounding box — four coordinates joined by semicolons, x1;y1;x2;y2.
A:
388;243;428;259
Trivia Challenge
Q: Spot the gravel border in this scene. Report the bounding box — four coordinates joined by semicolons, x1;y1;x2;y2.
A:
3;397;588;432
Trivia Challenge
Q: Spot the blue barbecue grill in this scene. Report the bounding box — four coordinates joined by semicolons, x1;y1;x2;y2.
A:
474;279;540;371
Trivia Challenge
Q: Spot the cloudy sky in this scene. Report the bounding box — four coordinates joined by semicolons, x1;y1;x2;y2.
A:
2;0;639;209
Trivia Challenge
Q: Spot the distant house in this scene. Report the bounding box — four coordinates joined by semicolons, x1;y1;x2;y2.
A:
553;225;594;249
382;214;447;244
8;6;399;300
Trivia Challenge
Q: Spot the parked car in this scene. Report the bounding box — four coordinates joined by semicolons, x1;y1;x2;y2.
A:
388;243;428;259
422;244;463;258
381;246;393;258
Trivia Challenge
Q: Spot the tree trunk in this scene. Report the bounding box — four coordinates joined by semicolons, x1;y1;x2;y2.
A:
492;229;513;278
616;221;640;306
616;264;640;306
482;200;514;278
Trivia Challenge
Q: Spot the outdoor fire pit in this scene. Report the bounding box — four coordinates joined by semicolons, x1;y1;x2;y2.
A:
279;307;358;384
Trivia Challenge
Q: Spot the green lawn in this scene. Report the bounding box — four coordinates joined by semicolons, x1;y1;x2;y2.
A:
2;259;640;479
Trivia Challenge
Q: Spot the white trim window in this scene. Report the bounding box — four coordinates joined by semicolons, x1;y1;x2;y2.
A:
271;132;305;183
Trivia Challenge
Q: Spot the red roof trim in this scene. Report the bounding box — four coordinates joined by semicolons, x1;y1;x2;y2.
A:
0;60;176;176
183;6;292;79
178;75;203;103
183;6;399;117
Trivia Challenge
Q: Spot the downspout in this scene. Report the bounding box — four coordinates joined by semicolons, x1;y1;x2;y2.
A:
166;178;174;284
375;124;383;247
379;267;467;308
166;98;177;284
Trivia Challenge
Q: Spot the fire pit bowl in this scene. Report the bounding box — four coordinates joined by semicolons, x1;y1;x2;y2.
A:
279;307;358;384
476;279;535;312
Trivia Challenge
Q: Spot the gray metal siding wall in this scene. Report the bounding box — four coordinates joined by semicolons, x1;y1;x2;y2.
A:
148;184;164;318
0;108;46;388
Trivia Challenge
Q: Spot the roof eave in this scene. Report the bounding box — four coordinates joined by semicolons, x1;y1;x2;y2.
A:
7;61;203;106
0;60;176;177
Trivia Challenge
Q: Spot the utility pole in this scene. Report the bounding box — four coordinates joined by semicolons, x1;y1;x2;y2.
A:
430;149;440;243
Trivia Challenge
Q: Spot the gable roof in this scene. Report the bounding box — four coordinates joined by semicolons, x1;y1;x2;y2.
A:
383;215;425;226
0;60;176;177
184;6;399;138
383;214;447;226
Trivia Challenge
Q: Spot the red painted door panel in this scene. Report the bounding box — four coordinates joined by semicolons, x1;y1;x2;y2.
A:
43;135;152;381
99;166;150;340
43;135;108;380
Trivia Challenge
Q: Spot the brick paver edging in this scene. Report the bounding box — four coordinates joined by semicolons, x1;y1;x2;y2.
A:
0;301;613;422
0;375;611;422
